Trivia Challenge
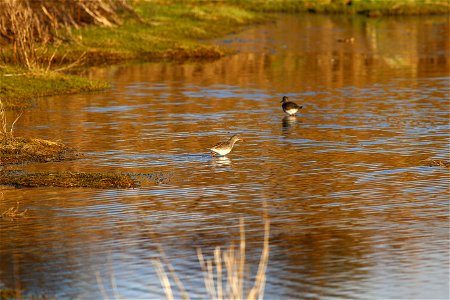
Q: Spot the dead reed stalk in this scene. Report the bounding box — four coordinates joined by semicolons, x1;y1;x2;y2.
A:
0;0;48;69
0;98;23;141
154;217;270;300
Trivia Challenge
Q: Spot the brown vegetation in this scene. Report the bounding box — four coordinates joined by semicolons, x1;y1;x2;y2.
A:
0;0;135;69
0;137;78;165
0;170;138;188
0;98;79;165
423;159;450;168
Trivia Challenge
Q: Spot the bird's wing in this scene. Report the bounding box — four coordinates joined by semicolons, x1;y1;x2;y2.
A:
211;141;225;149
285;102;300;109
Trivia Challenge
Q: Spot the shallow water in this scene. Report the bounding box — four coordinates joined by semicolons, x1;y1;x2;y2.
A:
1;14;449;299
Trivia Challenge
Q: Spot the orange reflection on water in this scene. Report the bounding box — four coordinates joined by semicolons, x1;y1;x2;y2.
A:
2;13;449;299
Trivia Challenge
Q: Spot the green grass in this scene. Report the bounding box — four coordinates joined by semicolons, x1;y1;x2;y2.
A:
68;2;266;64
0;66;109;109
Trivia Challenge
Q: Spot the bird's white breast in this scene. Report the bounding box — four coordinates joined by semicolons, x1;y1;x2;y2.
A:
285;108;299;115
211;147;231;156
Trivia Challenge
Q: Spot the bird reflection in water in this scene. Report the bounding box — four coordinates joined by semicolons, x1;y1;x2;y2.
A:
282;115;299;134
212;156;232;166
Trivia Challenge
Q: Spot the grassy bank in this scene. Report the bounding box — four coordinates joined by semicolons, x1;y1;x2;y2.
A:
0;1;267;108
2;0;448;108
73;3;265;64
233;0;450;15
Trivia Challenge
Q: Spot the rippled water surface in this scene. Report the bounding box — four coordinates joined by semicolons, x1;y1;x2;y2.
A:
1;14;449;299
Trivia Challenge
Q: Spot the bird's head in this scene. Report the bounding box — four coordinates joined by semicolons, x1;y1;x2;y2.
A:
231;135;243;143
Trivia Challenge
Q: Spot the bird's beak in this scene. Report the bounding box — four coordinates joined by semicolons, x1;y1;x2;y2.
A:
239;138;244;142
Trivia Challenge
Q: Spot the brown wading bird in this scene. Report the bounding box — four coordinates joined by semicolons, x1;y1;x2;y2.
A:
281;96;303;116
209;135;243;157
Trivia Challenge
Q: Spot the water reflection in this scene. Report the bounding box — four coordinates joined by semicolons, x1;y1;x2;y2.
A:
211;156;232;167
281;115;300;133
1;13;449;300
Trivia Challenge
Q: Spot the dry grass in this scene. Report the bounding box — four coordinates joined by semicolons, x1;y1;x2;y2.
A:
0;0;135;70
95;217;270;299
0;97;87;168
154;218;270;300
0;170;138;188
423;159;450;168
0;136;77;165
0;98;82;165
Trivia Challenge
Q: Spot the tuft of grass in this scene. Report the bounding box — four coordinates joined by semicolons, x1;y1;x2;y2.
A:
0;98;83;166
0;137;79;166
0;170;139;188
423;159;450;168
95;217;270;299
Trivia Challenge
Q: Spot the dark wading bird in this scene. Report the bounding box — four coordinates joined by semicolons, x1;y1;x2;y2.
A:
209;135;243;157
281;96;303;116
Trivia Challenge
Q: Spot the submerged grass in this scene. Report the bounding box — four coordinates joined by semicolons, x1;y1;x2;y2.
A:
0;170;138;188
